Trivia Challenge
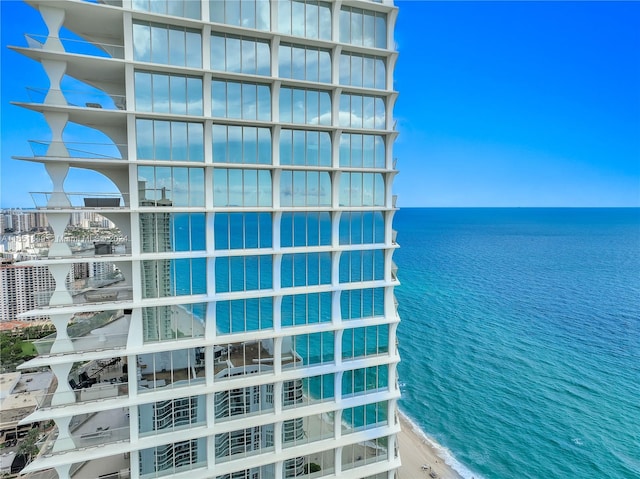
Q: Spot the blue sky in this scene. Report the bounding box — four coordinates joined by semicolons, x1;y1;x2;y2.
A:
1;0;639;207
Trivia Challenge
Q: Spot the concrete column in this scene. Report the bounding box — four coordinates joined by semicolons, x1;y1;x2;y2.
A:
51;362;75;406
54;463;71;479
43;112;69;158
52;415;73;452
39;5;65;52
49;312;73;354
42;59;67;105
48;263;72;306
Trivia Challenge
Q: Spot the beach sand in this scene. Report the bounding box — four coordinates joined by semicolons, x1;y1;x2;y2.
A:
397;412;463;479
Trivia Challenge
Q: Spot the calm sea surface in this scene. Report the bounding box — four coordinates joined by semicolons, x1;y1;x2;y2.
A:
394;208;640;479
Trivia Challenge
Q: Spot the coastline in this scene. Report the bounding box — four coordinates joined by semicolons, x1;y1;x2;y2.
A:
398;410;478;479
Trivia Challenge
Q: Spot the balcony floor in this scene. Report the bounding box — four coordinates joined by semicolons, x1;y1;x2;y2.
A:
73;453;129;479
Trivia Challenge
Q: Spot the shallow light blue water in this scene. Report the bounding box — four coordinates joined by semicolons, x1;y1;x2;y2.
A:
394;208;640;479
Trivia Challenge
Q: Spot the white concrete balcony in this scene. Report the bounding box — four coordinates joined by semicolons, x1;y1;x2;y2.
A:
26;240;131;261
28;140;126;160
33;273;133;308
33;330;129;356
38;424;130;457
24;33;124;60
36;408;130;458
35;357;129;411
34;285;133;309
30;192;129;210
26;455;130;479
33;311;130;356
26;87;126;111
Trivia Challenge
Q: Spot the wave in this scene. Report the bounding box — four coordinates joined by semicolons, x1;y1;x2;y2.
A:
398;409;484;479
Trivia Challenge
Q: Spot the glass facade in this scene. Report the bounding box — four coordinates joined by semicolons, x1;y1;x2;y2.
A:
14;0;401;478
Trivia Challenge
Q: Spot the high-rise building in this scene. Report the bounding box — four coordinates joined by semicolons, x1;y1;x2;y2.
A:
0;260;56;323
10;1;401;478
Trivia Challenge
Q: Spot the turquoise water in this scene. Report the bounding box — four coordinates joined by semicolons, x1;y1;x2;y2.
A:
394;208;640;479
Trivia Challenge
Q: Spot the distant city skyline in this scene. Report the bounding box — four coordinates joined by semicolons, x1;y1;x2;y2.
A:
2;0;639;207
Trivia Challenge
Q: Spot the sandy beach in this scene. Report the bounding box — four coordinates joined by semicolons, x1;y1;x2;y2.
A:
397;412;464;479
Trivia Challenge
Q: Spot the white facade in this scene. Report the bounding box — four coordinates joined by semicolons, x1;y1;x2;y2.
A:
0;262;55;323
11;0;401;478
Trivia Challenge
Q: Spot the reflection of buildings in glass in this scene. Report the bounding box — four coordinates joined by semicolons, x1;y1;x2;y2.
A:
139;182;173;342
11;1;401;478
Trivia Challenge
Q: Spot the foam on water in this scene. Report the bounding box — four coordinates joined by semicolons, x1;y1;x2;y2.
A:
399;410;484;479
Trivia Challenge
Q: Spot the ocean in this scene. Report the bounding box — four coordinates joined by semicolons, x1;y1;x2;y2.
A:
393;208;640;479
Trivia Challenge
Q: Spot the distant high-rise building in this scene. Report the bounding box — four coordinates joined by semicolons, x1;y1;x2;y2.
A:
0;260;55;322
10;1;401;478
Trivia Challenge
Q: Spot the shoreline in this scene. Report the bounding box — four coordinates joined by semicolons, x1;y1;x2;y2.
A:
398;410;478;479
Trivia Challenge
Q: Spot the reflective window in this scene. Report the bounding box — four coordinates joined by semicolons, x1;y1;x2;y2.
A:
215;424;274;462
137;119;204;162
340;287;385;320
277;0;331;40
140;213;206;252
133;22;202;67
338;172;385;206
339;52;386;89
132;0;201;19
137;348;206;391
282;373;334;409
278;43;331;83
281;292;332;327
279;87;331;125
339;212;385;245
283;331;334;369
216;297;273;334
210;0;270;30
135;72;202;115
213;168;272;207
214;340;274;379
215;255;273;292
279;129;331;166
139;396;205;435
211;34;270;76
214;212;272;249
280;212;331;247
212;124;272;164
342;365;388;396
342;324;389;359
281;252;332;287
339;94;386;129
339;249;385;283
139;439;206;476
342;407;388;437
339;133;385;168
141;258;207;297
138;166;205;206
280;170;331;207
214;384;275;421
212;80;271;120
142;304;207;342
339;7;387;49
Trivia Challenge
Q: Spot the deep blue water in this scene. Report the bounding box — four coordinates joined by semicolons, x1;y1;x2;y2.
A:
394;208;640;479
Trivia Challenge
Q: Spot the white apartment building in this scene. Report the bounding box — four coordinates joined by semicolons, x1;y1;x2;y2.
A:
0;261;56;323
10;0;401;478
